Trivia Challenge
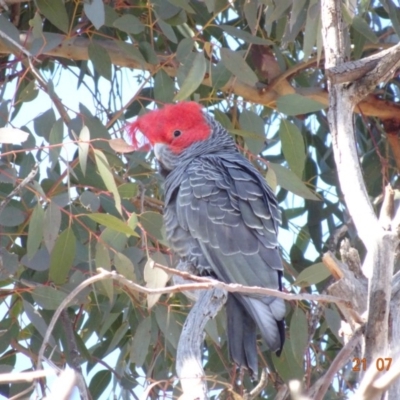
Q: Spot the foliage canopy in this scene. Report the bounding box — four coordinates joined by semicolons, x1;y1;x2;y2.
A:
0;0;400;399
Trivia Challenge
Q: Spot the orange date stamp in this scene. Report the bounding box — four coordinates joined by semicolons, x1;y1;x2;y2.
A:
352;357;392;372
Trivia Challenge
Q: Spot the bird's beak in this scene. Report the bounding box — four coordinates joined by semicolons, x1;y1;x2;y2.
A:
153;143;166;160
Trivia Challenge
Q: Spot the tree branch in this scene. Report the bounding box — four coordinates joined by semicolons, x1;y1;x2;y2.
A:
321;1;400;398
176;287;227;400
2;33;400;120
308;326;365;400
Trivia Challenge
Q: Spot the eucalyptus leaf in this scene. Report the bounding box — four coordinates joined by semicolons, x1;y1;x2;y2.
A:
276;94;325;116
220;48;258;87
35;0;69;33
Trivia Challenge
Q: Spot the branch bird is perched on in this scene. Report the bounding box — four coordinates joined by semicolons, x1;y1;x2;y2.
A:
128;102;286;378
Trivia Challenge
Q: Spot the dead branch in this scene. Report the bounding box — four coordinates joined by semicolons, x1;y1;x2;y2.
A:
176;287;226;400
321;2;399;392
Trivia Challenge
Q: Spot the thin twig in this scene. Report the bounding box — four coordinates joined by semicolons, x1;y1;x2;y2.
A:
309;325;365;400
36;267;360;372
0;163;38;214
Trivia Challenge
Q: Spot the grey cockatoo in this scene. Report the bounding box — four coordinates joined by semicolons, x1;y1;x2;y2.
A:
128;102;285;377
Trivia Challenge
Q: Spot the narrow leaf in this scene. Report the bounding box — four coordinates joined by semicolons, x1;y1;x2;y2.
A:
174;52;206;101
276;94;325;116
84;0;105;30
78;126;90;175
114;252;136;282
220;25;272;45
87;213;139;237
95;242;113;300
27;204;45;259
43;202;61;253
35;0;69;33
89;370;111;400
109;138;136;153
94;149;122;214
290;307;308;363
220;48;258;87
269;162;320;200
32;286;67;310
279;120;306;178
293;262;331;287
130;317;151;367
113;15;145;34
352;16;378;43
88;42;112;81
49;228;76;285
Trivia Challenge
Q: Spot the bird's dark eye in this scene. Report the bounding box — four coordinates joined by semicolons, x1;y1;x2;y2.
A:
173;130;181;138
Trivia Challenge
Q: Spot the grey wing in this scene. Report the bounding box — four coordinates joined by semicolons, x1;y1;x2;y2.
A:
176;159;286;351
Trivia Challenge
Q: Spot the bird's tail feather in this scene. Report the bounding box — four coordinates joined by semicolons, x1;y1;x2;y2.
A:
226;294;286;378
241;295;286;354
226;295;258;378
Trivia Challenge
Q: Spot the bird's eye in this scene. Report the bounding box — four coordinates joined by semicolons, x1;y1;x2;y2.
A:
173;130;181;138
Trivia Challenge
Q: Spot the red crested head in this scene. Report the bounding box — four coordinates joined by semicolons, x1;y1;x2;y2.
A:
127;102;211;154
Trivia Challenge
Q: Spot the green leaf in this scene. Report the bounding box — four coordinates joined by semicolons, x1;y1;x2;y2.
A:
27;203;45;259
89;370;111;400
276;94;325;116
176;38;194;62
290;307;308;363
174;52;206;101
293;262;331;287
114;252;136;282
23;300;56;346
139;211;165;242
94;149;122;214
78;125;90;176
168;0;195;13
95;242;113;299
220;25;273;45
385;0;400;38
35;0;69;34
80;191;100;212
84;0;105;30
220;48;258;87
0;205;25;227
0;248;19;279
31;286;67;310
87;213;139;237
239;109;265;154
49;119;63;166
279;120;306;178
0;14;21;51
229;128;265;141
155;306;181;349
88;42;112;81
113;14;145;34
302;1;320;60
49;228;76;285
118;183;138;199
269;162;320;200
210;61;231;90
115;41;146;64
43;202;61;253
272;338;304;382
324;306;342;341
352;16;378;43
130;317;151;367
33;108;56;141
154;70;175;103
156;17;178;43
